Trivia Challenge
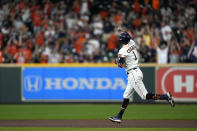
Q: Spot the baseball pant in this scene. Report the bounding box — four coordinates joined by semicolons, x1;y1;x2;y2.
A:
123;68;148;100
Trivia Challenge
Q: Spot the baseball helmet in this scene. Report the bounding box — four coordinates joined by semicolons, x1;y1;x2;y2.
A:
119;32;131;44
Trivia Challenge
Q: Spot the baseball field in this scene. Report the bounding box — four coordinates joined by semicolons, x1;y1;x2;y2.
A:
0;104;197;131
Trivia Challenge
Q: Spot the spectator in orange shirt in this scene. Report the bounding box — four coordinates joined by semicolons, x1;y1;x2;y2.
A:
18;1;26;11
152;0;160;10
19;45;32;63
36;31;44;46
99;10;109;20
107;32;118;52
32;10;43;32
133;0;141;14
6;37;18;57
32;10;43;27
44;1;53;16
0;39;3;50
75;33;86;54
133;15;142;28
151;35;159;49
0;50;3;63
183;26;195;45
0;31;3;48
31;1;40;14
42;15;50;29
73;1;81;14
114;13;122;24
41;54;48;63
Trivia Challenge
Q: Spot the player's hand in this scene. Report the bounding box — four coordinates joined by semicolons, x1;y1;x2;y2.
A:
115;58;124;68
118;63;124;68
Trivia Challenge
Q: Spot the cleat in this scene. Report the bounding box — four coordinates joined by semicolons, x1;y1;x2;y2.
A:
167;92;175;107
109;115;122;123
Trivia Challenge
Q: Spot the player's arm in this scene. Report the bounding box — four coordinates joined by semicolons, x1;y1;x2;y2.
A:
115;54;125;68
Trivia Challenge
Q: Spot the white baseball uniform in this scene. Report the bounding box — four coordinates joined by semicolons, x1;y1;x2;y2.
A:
118;40;148;100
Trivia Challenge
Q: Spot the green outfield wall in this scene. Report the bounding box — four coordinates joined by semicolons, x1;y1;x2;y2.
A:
0;66;21;103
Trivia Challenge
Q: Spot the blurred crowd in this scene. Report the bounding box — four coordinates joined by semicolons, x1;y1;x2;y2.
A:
0;0;196;64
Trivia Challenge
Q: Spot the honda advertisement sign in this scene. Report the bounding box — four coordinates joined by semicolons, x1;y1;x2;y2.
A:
157;67;197;102
22;67;127;101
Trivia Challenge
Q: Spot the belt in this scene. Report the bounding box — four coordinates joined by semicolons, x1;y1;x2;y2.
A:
127;67;138;75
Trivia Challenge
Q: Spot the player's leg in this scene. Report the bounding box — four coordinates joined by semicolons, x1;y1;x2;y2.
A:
109;75;134;123
146;92;175;107
129;69;148;100
131;69;175;107
117;86;134;117
109;98;130;123
146;92;168;100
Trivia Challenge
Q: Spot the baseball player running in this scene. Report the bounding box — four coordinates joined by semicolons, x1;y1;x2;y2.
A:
109;32;175;123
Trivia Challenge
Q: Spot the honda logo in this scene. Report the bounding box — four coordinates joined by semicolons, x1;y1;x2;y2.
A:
24;76;42;92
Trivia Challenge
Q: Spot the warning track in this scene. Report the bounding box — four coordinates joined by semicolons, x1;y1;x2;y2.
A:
0;120;197;128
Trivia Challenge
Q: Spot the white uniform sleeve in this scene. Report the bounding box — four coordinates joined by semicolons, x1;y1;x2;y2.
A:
118;48;127;57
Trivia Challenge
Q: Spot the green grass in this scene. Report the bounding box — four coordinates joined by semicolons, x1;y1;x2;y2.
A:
0;104;196;120
0;128;196;131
